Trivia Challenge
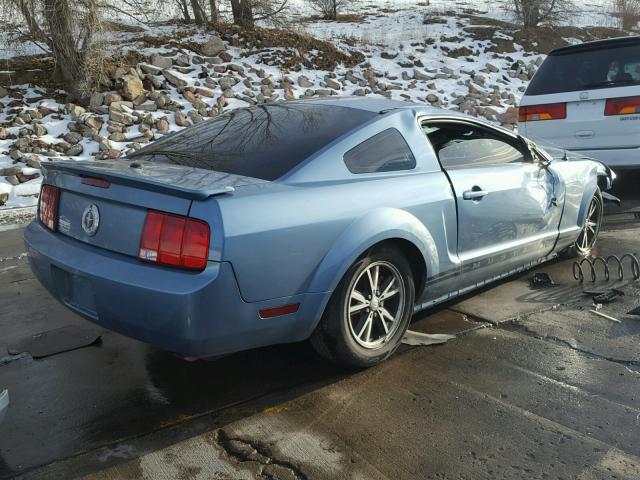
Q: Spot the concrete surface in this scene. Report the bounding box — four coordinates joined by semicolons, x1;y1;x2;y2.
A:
1;184;640;479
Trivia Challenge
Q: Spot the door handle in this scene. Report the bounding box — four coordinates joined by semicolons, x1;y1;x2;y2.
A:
462;187;488;201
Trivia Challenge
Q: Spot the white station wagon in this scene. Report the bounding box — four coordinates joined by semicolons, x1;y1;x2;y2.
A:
519;36;640;169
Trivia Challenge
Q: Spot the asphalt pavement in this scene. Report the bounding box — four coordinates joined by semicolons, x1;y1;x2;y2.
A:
1;184;639;479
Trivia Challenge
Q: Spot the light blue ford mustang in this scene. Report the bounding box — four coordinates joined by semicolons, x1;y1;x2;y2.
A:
25;98;614;367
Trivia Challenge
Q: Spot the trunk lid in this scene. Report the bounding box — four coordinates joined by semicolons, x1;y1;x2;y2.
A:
43;160;265;257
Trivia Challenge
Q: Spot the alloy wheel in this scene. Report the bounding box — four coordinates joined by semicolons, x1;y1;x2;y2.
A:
576;195;601;255
345;261;406;349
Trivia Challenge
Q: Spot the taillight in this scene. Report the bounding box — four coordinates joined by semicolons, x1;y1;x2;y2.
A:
39;184;60;231
518;103;566;122
139;210;210;271
605;96;640;116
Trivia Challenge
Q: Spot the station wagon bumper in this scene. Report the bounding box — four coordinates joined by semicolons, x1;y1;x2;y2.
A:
24;221;326;357
570;147;640;169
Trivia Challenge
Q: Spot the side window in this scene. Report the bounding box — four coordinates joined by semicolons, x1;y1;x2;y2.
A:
344;128;416;174
424;123;525;169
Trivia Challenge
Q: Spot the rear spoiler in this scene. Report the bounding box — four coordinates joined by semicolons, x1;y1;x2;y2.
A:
43;161;243;201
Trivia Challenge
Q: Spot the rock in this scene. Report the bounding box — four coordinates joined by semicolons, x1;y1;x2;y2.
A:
33;124;47;136
353;88;366;96
0;193;8;206
496;106;518;124
175;54;191;67
163;69;188;88
219;51;233;63
135;103;158;112
413;69;432;81
427;94;439;103
121;72;144;101
219;76;237;90
315;89;332;96
25;155;41;169
68;104;86;121
228;64;244;73
201;36;225;57
62;132;82;144
187;110;204;124
90;92;105;109
5;175;19;186
140;64;162;75
66;144;83;156
381;51;398;59
485;62;499;73
0;86;7;98
104;93;123;105
84;116;104;132
150;54;172;69
441;66;454;75
0;166;21;176
155;117;170;133
298;75;313;88
174;111;189;127
183;91;208;110
109;108;136;126
325;77;342;90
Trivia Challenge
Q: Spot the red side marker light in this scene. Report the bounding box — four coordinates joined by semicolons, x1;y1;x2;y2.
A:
259;303;300;319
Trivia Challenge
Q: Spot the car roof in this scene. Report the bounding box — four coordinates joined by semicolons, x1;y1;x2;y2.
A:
549;35;640;56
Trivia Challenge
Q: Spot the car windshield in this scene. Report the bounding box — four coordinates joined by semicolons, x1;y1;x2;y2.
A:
131;103;376;181
525;43;640;95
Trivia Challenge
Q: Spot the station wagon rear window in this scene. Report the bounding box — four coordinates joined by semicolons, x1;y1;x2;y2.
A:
526;43;640;95
130;103;375;181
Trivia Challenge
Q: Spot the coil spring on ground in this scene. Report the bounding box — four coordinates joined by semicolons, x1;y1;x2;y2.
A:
572;254;640;282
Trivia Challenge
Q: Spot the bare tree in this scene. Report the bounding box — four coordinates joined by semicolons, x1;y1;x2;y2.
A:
229;0;288;28
614;0;640;30
510;0;570;27
307;0;344;20
7;0;103;99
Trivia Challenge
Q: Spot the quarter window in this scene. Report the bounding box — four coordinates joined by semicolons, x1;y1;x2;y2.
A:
344;128;416;174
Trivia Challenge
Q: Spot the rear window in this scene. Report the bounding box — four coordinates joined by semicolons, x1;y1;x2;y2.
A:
131;103;375;180
526;44;640;95
344;128;416;174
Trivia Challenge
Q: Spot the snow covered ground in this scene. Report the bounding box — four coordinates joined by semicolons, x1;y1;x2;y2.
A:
0;0;631;209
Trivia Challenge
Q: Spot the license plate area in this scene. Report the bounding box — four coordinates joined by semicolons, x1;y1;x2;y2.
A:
51;266;98;319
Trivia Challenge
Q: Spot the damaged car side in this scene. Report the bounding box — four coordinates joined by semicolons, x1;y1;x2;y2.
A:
24;99;614;368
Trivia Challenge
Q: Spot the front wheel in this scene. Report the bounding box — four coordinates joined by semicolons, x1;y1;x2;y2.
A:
311;246;415;368
563;189;603;258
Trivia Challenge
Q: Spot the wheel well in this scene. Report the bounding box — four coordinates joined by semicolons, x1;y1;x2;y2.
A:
366;238;427;295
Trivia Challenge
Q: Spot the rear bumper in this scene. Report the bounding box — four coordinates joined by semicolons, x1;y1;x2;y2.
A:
25;221;327;357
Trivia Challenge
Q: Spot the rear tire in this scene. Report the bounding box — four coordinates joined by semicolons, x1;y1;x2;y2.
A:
311;246;415;369
561;189;603;258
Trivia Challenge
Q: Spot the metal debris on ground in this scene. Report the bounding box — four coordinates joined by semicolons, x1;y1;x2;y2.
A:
573;254;640;282
582;288;625;304
590;304;622;324
529;272;557;289
7;325;101;359
402;331;456;346
627;306;640;316
0;390;8;425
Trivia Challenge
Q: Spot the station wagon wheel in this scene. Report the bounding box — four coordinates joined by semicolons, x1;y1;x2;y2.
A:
310;246;415;369
575;192;603;256
346;261;405;349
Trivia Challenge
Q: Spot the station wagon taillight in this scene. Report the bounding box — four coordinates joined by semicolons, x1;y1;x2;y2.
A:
39;184;60;231
518;103;566;122
139;210;210;271
605;96;640;116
